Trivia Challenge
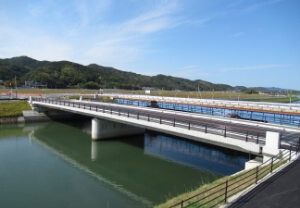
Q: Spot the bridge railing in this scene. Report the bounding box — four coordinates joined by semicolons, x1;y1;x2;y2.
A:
168;148;299;208
115;98;300;128
32;98;266;145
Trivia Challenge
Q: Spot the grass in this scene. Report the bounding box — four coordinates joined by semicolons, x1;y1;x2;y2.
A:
242;97;300;103
0;102;32;117
156;158;289;208
1;89;298;103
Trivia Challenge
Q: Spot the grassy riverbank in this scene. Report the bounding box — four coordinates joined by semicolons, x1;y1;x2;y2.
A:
0;102;32;117
156;159;288;208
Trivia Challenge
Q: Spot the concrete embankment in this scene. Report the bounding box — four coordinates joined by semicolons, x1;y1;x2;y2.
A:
0;116;25;124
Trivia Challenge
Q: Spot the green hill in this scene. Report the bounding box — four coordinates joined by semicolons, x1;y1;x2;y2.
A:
0;56;235;91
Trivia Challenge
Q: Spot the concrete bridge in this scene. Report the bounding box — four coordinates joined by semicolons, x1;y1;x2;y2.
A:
108;94;300;115
108;94;300;127
29;97;300;162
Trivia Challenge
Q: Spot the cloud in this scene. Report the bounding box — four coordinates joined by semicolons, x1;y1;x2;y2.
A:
119;1;180;35
243;0;284;13
174;66;210;79
221;64;285;72
233;32;244;37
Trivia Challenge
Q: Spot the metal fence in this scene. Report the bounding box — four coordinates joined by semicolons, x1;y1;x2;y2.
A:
32;98;266;145
115;98;300;128
169;148;299;208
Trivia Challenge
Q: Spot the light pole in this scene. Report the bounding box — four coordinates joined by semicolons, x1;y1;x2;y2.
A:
15;75;18;98
10;83;12;99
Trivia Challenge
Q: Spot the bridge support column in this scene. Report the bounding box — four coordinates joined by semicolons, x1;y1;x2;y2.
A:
262;131;280;163
91;118;144;140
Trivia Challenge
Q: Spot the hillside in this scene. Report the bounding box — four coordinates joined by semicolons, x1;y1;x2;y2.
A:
0;56;248;91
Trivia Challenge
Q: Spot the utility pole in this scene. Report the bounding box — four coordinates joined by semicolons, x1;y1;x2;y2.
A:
15;75;18;98
10;83;12;99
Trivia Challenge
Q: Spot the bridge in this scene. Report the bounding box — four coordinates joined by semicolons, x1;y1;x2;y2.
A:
30;97;300;162
109;94;300;127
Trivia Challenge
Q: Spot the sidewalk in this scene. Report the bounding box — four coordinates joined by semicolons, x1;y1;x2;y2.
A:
227;158;300;208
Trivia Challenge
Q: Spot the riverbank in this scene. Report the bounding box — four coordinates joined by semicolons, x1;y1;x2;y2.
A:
0;101;90;124
0;101;32;124
0;101;31;117
155;156;291;208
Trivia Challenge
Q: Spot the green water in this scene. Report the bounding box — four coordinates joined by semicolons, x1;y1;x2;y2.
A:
0;121;250;208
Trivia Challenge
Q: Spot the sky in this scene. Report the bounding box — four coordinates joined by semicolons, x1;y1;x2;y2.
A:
0;0;299;90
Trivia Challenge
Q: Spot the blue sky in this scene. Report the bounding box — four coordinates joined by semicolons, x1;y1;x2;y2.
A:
0;0;299;90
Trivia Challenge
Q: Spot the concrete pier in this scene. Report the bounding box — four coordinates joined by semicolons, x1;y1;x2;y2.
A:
91;118;144;140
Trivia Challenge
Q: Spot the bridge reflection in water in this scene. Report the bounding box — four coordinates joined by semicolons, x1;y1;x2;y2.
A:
30;121;253;205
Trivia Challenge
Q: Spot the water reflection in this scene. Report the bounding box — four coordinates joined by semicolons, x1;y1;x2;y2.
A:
26;121;251;204
143;132;250;175
0;121;252;206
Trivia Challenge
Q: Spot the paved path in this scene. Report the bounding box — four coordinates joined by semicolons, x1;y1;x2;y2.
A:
227;158;300;208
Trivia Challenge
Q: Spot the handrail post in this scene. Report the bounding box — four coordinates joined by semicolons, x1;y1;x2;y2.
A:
148;114;150;122
205;124;207;133
96;105;98;112
256;133;259;144
110;108;112;114
246;131;248;142
224;180;228;203
289;147;292;161
160;116;162;124
255;166;259;184
188;121;190;130
173;118;175;127
127;111;129;118
180;200;183;208
271;157;273;173
137;112;139;119
224;127;227;137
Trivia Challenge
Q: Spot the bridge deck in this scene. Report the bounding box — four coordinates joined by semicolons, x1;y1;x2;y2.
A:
31;98;300;154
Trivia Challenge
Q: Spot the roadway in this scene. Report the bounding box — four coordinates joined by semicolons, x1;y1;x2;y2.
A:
227;158;300;208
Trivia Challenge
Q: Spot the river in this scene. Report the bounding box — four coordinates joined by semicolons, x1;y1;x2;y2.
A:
0;121;252;208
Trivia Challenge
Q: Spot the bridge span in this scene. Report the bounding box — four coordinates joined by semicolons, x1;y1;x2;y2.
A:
30;97;300;162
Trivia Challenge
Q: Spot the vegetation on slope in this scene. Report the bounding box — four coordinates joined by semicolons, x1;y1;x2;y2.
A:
0;56;235;91
0;102;32;117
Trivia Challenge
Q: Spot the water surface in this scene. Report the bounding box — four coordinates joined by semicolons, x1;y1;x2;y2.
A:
0;121;251;207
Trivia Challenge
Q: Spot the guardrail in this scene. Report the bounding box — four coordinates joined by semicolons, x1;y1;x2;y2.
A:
32;98;266;145
111;95;300;110
168;148;299;208
115;98;300;128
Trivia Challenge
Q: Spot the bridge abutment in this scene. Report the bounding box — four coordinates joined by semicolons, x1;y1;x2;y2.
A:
91;118;144;140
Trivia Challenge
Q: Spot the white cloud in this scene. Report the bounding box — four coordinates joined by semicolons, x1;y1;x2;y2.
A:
233;32;244;37
174;66;210;79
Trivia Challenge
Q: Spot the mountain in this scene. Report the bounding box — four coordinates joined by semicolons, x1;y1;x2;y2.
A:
0;56;276;92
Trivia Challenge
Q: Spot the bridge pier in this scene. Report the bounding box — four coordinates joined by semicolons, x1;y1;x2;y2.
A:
262;131;281;163
91;118;144;140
